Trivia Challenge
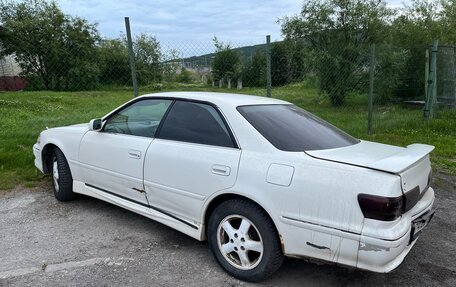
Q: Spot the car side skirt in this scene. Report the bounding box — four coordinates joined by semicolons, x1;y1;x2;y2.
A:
73;181;204;241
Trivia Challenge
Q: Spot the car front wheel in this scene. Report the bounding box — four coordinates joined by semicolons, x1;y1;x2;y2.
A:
51;148;76;201
207;199;284;282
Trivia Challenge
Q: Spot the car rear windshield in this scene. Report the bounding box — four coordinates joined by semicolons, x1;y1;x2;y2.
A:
237;104;359;151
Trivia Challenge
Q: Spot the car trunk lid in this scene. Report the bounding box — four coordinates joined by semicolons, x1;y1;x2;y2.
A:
306;140;434;174
306;141;434;204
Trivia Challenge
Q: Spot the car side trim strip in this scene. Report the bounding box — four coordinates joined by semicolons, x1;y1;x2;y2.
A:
85;183;198;230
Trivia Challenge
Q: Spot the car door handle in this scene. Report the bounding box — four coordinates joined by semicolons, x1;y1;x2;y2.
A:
128;149;141;159
211;165;230;176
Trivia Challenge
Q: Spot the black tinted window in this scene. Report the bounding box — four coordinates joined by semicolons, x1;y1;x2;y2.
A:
158;101;235;148
237;104;359;151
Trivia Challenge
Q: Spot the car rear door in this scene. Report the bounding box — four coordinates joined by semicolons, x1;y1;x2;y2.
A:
143;100;241;223
78;99;173;206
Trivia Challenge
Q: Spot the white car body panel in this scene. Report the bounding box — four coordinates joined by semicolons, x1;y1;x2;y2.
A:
33;92;436;273
78;131;151;205
144;138;241;224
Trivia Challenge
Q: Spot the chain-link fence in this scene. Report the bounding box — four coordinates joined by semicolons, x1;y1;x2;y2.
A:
438;45;456;108
371;44;434;134
1;31;455;135
369;43;456;134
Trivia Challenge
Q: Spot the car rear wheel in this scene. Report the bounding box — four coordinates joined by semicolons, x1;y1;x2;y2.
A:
207;199;283;282
51;148;76;201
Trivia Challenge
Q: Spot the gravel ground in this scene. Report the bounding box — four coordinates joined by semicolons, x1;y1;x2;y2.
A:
0;172;455;287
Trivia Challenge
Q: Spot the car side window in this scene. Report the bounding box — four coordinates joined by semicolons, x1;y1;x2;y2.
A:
158;101;235;148
103;99;172;138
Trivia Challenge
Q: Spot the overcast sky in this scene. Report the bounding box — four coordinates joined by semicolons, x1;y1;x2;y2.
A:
58;0;409;44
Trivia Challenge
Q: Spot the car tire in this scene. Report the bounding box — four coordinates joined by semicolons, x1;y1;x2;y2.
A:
51;148;76;201
207;199;284;282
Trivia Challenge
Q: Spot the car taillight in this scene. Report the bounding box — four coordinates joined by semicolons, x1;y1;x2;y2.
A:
357;194;404;221
403;186;420;213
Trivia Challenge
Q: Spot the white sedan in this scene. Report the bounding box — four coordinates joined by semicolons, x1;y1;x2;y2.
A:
33;92;436;281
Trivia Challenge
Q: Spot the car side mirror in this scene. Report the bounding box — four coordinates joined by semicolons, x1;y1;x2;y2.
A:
89;119;103;131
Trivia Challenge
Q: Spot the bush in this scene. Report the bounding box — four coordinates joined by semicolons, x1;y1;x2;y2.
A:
243;50;266;87
177;68;193;83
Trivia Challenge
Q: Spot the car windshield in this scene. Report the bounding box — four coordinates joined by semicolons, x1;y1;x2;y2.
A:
237;104;360;151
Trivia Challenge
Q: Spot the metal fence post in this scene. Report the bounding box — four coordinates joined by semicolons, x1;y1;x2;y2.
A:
367;44;375;135
424;40;438;119
125;17;138;98
425;49;429;100
266;35;271;98
432;53;438;116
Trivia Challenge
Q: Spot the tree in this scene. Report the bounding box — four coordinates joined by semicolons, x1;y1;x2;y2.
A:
233;62;244;89
441;0;456;42
162;48;181;82
243;50;266;87
211;37;241;86
271;41;290;86
280;0;394;106
133;33;162;85
289;40;308;83
98;34;163;87
392;0;456;46
390;0;456;100
98;39;130;85
0;0;100;90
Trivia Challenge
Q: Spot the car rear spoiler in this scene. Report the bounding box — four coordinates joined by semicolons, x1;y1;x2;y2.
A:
367;144;435;174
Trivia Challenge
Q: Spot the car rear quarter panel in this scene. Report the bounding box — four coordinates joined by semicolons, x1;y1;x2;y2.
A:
294;157;403;233
223;147;403;267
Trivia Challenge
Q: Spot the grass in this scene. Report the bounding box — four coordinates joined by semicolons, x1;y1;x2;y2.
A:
0;82;455;190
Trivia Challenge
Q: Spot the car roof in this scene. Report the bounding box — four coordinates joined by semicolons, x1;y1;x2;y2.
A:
139;92;289;108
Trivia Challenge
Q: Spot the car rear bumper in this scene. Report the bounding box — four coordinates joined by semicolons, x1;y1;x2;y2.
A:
356;187;435;272
33;143;44;173
357;224;417;272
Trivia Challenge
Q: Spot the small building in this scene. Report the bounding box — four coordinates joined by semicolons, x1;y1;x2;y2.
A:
0;54;26;91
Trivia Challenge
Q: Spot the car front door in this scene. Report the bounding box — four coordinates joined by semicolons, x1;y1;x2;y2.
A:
143;100;241;224
78;98;173;206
